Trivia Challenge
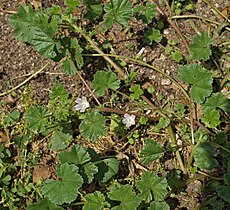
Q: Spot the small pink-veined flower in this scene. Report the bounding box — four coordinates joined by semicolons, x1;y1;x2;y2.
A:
74;96;90;112
122;113;136;128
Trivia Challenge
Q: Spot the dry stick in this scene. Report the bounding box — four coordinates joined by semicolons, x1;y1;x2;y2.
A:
0;35;14;49
171;15;222;25
0;62;50;97
202;0;230;24
152;0;190;51
72;26;125;79
100;107;159;122
75;70;101;106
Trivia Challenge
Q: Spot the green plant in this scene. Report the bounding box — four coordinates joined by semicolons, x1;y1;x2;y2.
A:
0;0;229;209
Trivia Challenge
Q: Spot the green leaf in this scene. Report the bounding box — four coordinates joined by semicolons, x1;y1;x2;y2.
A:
92;71;120;96
32;14;59;58
59;144;91;165
83;191;109;210
83;0;102;21
79;111;107;141
136;171;168;202
10;5;60;58
25;106;51;133
204;197;224;210
178;64;213;103
64;0;80;12
26;198;64;210
62;57;77;76
95;158;119;182
216;185;230;203
202;92;230;113
148;201;170;210
9;4;36;43
224;173;230;185
189;32;214;61
2;110;20;127
144;28;162;45
194;142;218;170
42;163;83;205
108;184;142;210
50;84;68;101
70;38;84;69
133;2;157;24
201;109;220;128
171;51;183;62
59;145;98;183
48;131;72;151
103;0;132;28
83;162;98;183
153;117;170;132
140;138;164;165
129;84;143;100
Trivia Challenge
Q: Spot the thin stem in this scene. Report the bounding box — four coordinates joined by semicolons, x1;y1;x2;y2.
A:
171;15;220;25
167;125;187;174
76;70;101;106
72;25;125;79
100;107;159;122
202;0;230;24
151;0;190;51
0;62;50;97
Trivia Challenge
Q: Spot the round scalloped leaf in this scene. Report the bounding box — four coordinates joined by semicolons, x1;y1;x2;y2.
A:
108;184;142;210
178;64;213;103
202;92;230;113
48;131;72;151
201;109;221;128
216;185;230;203
79;111;107;141
136;171;168;202
194;142;218;170
83;191;109;210
25;105;51;133
59;144;91;165
42;163;83;205
92;71;120;96
189;32;214;61
103;0;132;28
148;201;170;210
26;198;64;210
140;138;164;165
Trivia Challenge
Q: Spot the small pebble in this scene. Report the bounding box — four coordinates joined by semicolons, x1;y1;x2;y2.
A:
161;79;171;86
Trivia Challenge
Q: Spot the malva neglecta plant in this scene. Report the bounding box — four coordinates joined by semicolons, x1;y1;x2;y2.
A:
0;0;230;209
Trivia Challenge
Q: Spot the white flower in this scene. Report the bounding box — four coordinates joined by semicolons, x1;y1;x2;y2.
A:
122;113;136;128
74;96;90;112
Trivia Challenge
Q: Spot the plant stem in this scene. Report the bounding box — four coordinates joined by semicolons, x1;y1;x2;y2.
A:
171;15;220;25
0;62;50;97
167;124;187;174
202;0;230;24
152;0;190;51
76;70;101;106
72;25;125;79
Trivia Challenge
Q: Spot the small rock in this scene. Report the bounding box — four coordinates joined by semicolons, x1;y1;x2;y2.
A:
161;79;171;86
